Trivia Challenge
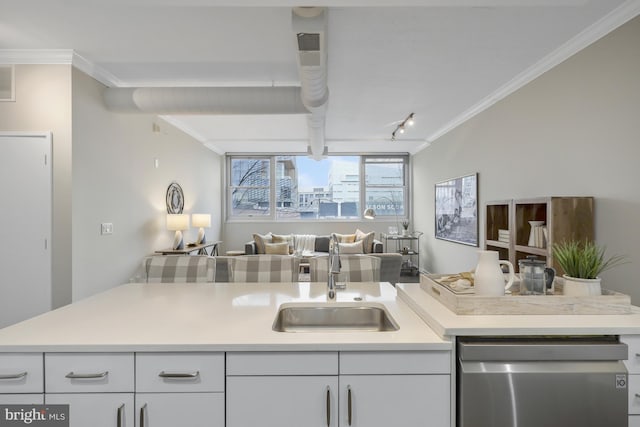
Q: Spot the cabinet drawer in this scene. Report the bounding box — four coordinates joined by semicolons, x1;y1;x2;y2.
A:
631;415;640;427
0;394;44;404
45;353;134;393
340;351;451;375
621;336;640;374
629;375;640;415
227;352;338;376
136;352;224;392
0;353;43;393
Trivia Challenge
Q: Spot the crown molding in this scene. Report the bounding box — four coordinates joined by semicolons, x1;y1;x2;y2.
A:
0;49;74;64
419;0;640;153
71;52;122;87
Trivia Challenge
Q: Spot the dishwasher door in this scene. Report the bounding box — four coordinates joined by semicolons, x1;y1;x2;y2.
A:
457;337;628;427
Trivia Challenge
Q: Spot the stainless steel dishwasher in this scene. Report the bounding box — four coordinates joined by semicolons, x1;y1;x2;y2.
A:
457;336;628;427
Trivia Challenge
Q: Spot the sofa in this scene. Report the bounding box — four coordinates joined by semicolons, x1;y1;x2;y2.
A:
244;232;403;284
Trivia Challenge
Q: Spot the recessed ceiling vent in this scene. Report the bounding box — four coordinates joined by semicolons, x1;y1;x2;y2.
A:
297;33;320;51
297;33;321;67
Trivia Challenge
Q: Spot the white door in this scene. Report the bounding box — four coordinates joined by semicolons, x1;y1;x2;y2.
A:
339;374;450;427
0;132;52;328
227;376;338;427
46;393;134;427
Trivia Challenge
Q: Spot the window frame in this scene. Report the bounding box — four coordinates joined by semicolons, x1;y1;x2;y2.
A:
225;154;410;222
361;155;409;221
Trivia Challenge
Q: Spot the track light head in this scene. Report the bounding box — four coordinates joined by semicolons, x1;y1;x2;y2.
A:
390;112;415;141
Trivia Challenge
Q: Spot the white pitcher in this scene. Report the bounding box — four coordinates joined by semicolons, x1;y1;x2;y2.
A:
474;250;515;296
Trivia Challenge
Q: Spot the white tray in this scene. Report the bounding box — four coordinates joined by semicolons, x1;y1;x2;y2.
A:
422;274;634;315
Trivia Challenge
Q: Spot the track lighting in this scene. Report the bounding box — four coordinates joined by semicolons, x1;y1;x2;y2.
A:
391;112;415;141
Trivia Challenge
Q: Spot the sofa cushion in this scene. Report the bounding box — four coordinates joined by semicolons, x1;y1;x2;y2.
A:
339;241;364;254
355;229;376;254
264;242;290;255
229;255;299;283
315;235;331;252
252;232;273;254
271;233;294;254
144;255;215;283
335;233;356;243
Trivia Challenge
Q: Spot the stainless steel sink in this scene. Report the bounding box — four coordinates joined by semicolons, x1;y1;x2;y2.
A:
272;303;399;332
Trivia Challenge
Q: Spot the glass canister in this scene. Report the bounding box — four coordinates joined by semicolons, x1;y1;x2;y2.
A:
518;256;555;295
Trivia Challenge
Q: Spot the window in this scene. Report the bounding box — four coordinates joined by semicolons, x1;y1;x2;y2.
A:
226;154;408;221
364;157;407;218
229;157;270;217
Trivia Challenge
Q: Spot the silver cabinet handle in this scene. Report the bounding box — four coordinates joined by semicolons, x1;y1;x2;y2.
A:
0;371;27;380
158;370;200;379
326;386;331;427
65;371;109;379
347;385;352;426
117;404;124;427
140;403;148;427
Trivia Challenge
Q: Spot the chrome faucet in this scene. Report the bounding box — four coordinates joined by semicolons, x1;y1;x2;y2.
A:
327;233;341;300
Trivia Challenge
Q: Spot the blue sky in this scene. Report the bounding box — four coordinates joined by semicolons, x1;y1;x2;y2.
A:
297;156;358;191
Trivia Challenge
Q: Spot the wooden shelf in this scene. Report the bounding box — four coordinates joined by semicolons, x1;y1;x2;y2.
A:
485;197;594;273
486;240;509;249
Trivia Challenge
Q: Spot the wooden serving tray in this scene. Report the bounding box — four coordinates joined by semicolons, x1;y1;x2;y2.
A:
422;274;635;315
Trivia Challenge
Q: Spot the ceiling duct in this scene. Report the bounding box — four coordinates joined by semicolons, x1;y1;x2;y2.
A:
103;86;307;115
292;7;329;160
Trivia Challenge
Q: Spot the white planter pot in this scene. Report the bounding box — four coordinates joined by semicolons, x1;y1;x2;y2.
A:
561;275;602;296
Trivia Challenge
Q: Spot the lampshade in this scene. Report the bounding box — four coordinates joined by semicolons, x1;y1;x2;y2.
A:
191;213;211;228
363;208;376;220
166;214;189;231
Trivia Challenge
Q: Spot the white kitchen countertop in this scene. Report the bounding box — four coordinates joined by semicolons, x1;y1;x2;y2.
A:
397;282;640;338
0;282;451;352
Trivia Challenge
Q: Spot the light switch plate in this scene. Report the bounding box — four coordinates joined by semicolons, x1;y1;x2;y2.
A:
101;223;113;235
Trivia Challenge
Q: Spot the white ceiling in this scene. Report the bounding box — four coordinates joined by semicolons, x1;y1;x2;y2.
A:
0;0;637;155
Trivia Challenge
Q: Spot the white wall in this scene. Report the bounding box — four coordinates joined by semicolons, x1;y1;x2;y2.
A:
413;16;640;302
71;68;222;300
0;65;73;309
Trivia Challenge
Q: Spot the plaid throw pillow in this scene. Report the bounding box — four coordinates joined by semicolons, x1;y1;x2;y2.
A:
145;255;216;283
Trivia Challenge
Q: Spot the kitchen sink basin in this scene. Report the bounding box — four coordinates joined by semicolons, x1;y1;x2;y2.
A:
272;303;399;332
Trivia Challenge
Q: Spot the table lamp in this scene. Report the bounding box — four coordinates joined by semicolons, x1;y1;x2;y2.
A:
167;214;190;250
192;213;211;244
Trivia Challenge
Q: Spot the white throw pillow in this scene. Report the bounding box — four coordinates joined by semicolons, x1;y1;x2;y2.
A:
338;241;364;254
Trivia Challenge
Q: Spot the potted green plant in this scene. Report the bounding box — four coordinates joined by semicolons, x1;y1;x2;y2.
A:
401;220;410;236
552;240;627;296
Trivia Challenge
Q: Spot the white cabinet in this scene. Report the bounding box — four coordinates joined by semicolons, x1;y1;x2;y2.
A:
339;374;449;427
227;376;338;427
226;351;451;427
621;335;640;426
44;353;134;393
135;393;224;427
46;393;133;427
227;351;338;427
44;352;135;427
0;353;44;395
339;351;450;427
135;352;225;427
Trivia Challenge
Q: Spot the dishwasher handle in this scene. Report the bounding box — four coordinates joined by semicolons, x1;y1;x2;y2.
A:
458;339;628;362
